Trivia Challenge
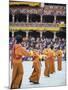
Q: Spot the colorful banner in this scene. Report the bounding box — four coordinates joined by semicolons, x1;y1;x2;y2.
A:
9;1;40;7
9;26;60;32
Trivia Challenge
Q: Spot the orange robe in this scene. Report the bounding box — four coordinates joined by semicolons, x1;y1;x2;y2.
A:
56;49;63;71
49;50;55;74
29;51;41;83
11;44;30;89
43;48;50;77
43;48;55;76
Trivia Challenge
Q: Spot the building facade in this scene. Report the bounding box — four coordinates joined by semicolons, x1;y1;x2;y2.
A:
9;1;66;38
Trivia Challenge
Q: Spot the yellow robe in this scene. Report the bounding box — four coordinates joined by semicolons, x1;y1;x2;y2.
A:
29;51;41;83
56;49;63;71
11;44;30;89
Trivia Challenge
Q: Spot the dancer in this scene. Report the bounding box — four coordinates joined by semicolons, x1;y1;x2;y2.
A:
29;50;41;84
11;35;31;89
43;48;51;77
56;47;63;71
49;46;56;74
43;46;55;77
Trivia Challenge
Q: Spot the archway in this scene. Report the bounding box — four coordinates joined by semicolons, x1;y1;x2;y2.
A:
42;15;54;23
14;30;26;37
29;14;41;22
43;31;54;38
56;16;66;23
15;13;27;22
29;31;40;38
56;30;66;39
9;14;12;22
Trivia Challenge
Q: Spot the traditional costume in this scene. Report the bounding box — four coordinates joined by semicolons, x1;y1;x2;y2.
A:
29;50;41;84
11;44;30;89
56;49;63;71
43;48;55;77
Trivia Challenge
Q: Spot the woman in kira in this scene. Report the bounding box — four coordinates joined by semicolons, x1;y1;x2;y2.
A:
29;50;41;84
11;35;31;89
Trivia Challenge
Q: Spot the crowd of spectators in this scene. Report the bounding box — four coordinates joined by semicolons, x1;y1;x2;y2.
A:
9;36;66;60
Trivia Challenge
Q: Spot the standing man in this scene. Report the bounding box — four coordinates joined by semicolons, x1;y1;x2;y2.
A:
49;46;56;74
11;35;31;89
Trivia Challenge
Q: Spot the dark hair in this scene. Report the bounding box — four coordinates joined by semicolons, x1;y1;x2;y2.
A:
50;45;54;49
15;35;22;44
57;46;61;50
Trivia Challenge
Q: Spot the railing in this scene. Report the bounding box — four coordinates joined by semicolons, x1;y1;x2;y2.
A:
10;22;65;27
10;5;66;15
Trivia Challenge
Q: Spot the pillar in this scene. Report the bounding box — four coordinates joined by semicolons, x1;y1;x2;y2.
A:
27;14;29;23
12;14;15;23
12;31;14;37
40;31;42;38
41;15;43;23
26;31;29;38
54;32;56;40
54;15;56;23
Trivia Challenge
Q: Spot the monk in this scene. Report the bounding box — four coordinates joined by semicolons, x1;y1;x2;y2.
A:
11;35;31;89
43;48;51;77
43;46;55;77
56;48;63;71
49;48;55;74
29;50;41;84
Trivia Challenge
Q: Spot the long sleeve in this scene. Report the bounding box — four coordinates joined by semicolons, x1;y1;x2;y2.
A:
19;46;31;57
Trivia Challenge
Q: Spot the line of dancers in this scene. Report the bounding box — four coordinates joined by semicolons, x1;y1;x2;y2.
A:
10;35;63;89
